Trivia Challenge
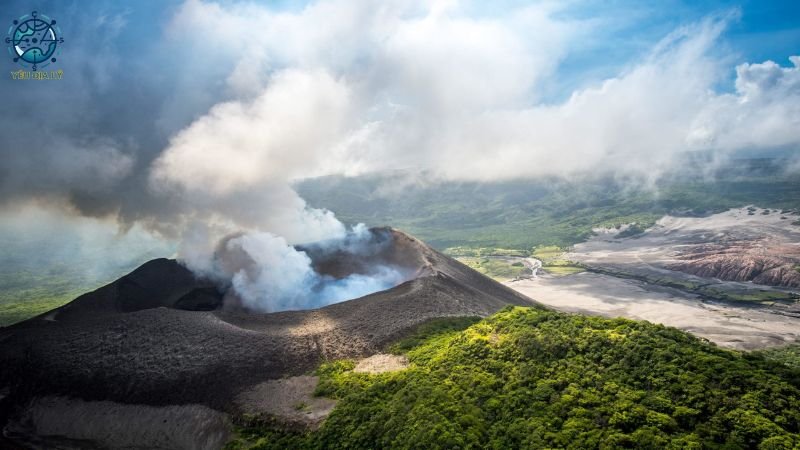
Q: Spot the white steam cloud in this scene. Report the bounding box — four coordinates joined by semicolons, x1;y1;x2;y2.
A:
150;1;800;199
142;1;800;310
181;224;411;312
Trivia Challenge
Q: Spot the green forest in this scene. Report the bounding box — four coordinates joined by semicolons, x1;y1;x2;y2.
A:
298;160;800;250
230;307;800;449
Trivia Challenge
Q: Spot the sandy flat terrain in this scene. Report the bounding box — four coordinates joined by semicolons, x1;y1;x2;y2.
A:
508;207;800;350
508;271;800;350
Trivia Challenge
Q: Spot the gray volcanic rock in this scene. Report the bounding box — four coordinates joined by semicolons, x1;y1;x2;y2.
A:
0;228;537;446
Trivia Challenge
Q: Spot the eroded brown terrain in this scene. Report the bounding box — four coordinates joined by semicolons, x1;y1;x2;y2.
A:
569;207;800;300
667;240;800;287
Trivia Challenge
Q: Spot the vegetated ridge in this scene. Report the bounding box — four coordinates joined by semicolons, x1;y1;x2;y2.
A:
230;307;800;449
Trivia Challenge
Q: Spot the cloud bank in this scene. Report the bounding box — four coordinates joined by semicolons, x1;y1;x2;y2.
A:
153;1;800;200
1;0;799;243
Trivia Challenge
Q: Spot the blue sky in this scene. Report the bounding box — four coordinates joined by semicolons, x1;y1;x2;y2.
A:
545;0;800;99
5;0;798;86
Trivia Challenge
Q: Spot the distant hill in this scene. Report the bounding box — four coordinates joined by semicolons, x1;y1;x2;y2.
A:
297;158;800;250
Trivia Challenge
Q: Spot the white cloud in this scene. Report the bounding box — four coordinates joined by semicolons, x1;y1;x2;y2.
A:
688;56;800;151
149;0;800;243
151;0;576;182
151;69;352;195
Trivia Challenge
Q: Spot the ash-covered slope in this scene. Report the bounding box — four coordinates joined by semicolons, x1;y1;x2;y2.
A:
0;229;536;423
41;257;224;322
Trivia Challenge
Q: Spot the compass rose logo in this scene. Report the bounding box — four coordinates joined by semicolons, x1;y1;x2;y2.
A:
6;11;64;71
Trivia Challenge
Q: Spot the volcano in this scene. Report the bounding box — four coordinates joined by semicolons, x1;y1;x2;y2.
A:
0;228;537;448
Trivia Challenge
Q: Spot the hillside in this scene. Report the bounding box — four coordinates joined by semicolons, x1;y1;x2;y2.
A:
297;161;800;250
0;229;536;448
231;307;800;449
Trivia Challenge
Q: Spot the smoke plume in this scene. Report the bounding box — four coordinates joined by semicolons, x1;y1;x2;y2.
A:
181;224;412;312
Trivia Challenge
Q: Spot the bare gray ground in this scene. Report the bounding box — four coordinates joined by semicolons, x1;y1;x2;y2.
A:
508;272;800;350
507;208;800;350
5;397;229;450
571;207;800;295
235;376;336;429
235;355;409;430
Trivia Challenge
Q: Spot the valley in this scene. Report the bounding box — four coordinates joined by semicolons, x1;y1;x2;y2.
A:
508;272;800;350
498;207;800;350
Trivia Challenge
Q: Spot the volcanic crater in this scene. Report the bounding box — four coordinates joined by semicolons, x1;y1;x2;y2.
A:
0;228;537;448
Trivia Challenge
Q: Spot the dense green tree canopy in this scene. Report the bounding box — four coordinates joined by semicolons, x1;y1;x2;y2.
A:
231;307;800;449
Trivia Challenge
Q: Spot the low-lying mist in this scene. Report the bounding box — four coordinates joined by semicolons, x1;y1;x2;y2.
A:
181;224;414;313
